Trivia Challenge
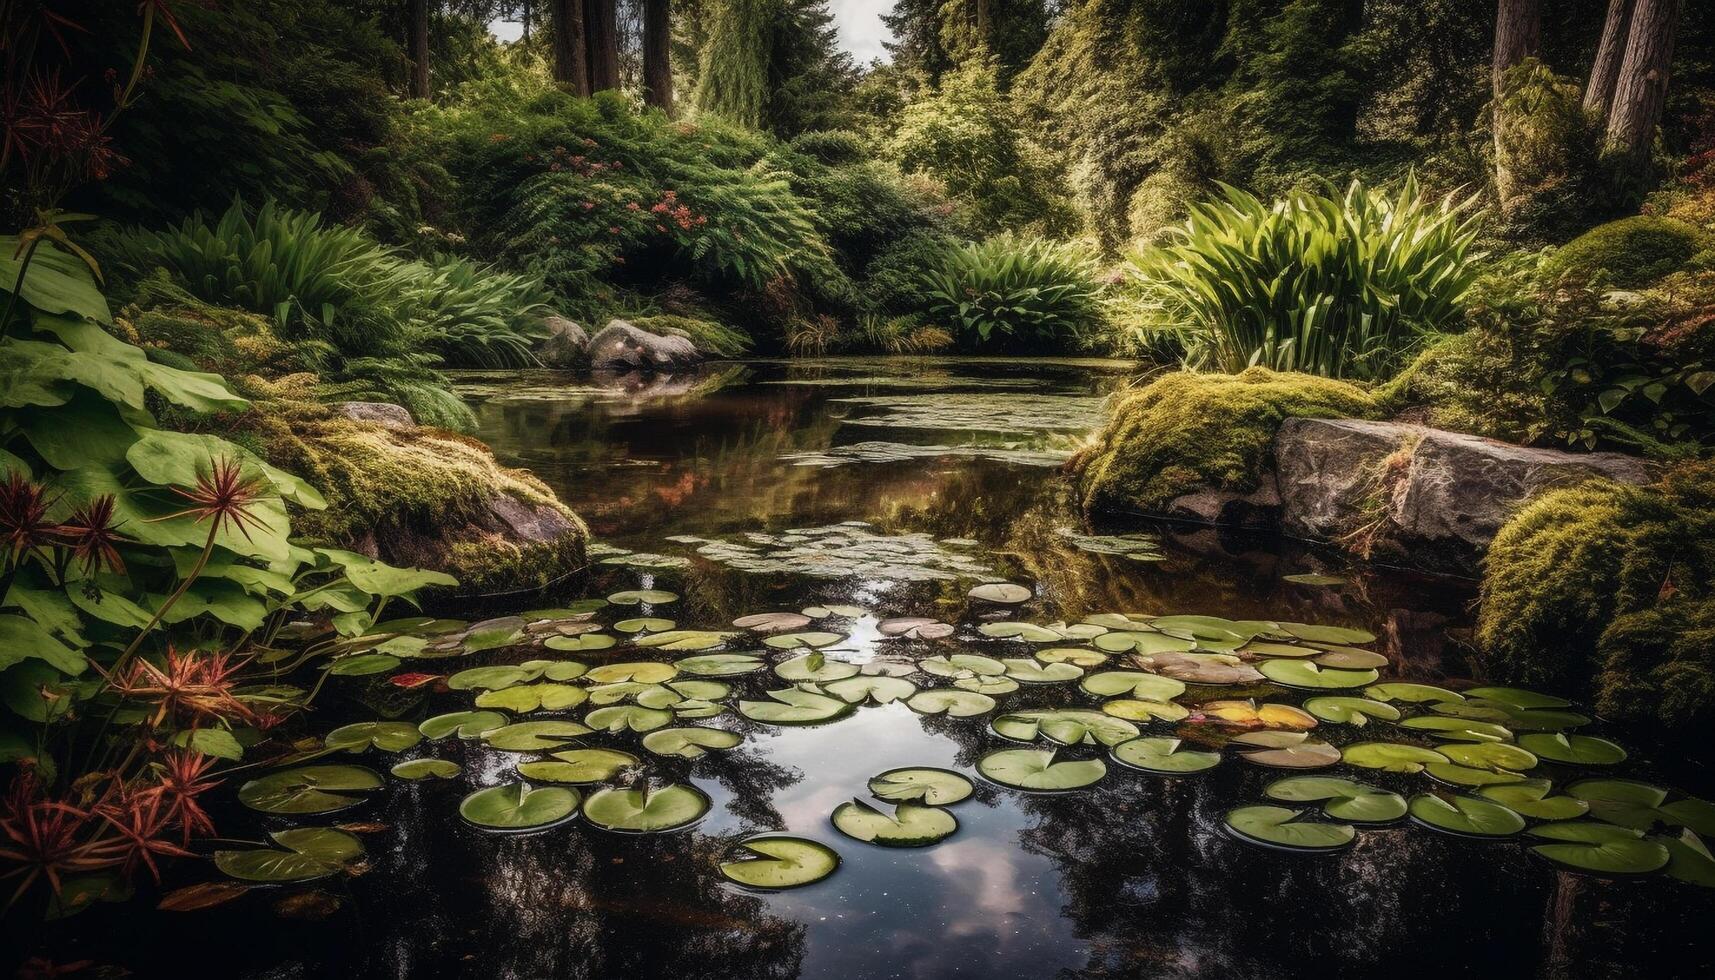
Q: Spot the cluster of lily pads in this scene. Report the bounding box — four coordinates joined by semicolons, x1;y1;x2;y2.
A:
830;393;1106;434
214;585;1714;894
779;441;1071;469
663;523;998;581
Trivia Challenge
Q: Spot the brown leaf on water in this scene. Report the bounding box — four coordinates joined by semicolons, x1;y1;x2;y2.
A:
336;821;391;834
274;890;342;921
157;881;251;912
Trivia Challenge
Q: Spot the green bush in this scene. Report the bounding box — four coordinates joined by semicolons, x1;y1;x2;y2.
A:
1545;215;1711;288
1477;463;1715;731
1072;367;1380;513
863;229;962;314
1126;177;1484;381
918;236;1106;353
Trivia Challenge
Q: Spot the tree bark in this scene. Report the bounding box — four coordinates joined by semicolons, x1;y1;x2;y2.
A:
407;0;431;99
1584;0;1634;121
551;0;591;95
643;0;674;113
585;0;621;92
1605;0;1683;162
1491;0;1542;93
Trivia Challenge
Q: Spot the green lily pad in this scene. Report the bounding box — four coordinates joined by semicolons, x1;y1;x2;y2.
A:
633;630;739;652
544;633;617;652
1399;716;1512;743
1426;762;1529;787
215;828;366;882
391;758;460;780
1231;731;1340;768
804;604;868;618
978;748;1106;790
484;720;591;751
1277;622;1376;645
1528;822;1669;875
1518;733;1627;765
460;782;581;831
1110;736;1220;774
969;583;1032;604
832;798;958;846
905;689;997;717
675;653;765;676
583;784;710;833
1265;776;1406;822
978;621;1064;642
1477;779;1589;820
1303;696;1400;727
720;836;840;889
1363;682;1464;704
733;612;813;632
518;748;640;783
1312;649;1390;670
419;710;508;740
1663;830;1715;887
585;705;674;733
1436;741;1538;773
1101;698;1191;723
238;765;383;815
447;664;540;692
1409;793;1527;837
876;618;955;640
920;654;1006;679
476;683;589;713
868;767;974;805
738;688;853;724
641;727;742;759
1258;660;1378;690
586;661;678;684
1224;805;1354;852
1092;631;1198;655
1341;742;1446;773
955;675;1019;695
607;590;678;605
763;631;845;650
323;722;422;754
1463;686;1572;710
821;675;918;704
1568;780;1715;834
775;652;859;682
1001;658;1083;684
326;653;400;676
992;709;1139;747
1037;648;1110;667
1080;671;1186;701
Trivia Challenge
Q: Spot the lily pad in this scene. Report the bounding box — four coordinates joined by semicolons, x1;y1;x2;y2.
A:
804;604;868;618
978;621;1068;643
1313;649;1390;670
215;828;366;883
1303;697;1400;727
447;664;540;692
585;705;674;733
1436;741;1538;773
1528;822;1669;875
832;799;958;846
1110;737;1220;774
1001;658;1083;684
821;675;918;704
775;652;859;683
1092;631;1198;655
614;618;676;634
1037;648;1110;667
1463;686;1572;710
1567;780;1715;835
969;583;1032;604
1478;779;1589;820
484;720;591;751
326;653;399;676
763;631;846;650
460;782;581;831
391;758;460;781
238;765;383;815
586;661;679;685
1426;762;1530;787
1231;731;1340;768
634;630;738;652
905;689;997;717
1408;793;1527;837
419;710;508;740
1277;623;1376;645
323;722;422;754
675;653;766;676
1258;660;1377;690
1265;776;1406;822
641;727;742;759
920;654;1005;679
720;836;840;890
1518;733;1627;766
1197;700;1316;730
739;688;853;725
475;683;589;713
1663;830;1715;887
977;749;1106;791
1102;699;1191;722
992;709;1139;747
544;633;617;652
1399;716;1512;743
607;590;678;605
583;784;711;833
1080;671;1186;701
877;618;954;640
1341;742;1446;773
1363;682;1464;704
1224;805;1354;852
869;767;974;805
1282;573;1347;586
517;748;640;783
1136;651;1264;685
733;612;814;632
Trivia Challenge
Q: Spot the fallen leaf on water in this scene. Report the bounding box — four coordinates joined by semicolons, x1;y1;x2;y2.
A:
157;881;251;912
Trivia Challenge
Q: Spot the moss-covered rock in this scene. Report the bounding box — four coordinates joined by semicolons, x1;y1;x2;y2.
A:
1545;215;1711;288
1476;462;1715;730
1377;328;1549;443
1071;367;1379;514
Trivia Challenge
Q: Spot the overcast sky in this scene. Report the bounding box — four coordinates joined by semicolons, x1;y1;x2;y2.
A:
490;2;895;63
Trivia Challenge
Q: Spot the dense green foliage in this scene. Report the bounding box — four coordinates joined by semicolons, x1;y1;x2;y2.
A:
1127;178;1485;380
1545;216;1713;288
919;237;1105;352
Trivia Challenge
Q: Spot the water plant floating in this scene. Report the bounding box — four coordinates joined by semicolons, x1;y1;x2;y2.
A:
719;837;841;890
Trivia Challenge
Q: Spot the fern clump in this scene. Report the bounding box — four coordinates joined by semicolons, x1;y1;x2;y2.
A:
918;235;1106;352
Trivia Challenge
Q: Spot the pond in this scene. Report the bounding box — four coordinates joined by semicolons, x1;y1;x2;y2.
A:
30;358;1715;978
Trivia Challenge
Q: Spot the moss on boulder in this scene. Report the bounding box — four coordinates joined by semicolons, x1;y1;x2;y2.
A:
1071;367;1379;514
1476;462;1715;730
1545;215;1711;288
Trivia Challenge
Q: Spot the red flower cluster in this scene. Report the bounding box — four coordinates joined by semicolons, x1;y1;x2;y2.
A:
540;144;616;178
0;474;128;576
101;647;259;729
649;190;706;232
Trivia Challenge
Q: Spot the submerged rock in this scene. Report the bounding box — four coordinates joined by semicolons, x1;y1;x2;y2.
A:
536;315;589;368
587;319;702;372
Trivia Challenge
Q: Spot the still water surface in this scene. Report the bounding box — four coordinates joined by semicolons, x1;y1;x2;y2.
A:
32;358;1715;979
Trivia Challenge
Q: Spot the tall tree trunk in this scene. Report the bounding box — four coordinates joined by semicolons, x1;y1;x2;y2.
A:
1585;0;1635;120
1492;0;1542;210
523;0;533;42
643;0;674;113
551;0;591;95
407;0;431;99
1605;0;1683;165
585;0;621;92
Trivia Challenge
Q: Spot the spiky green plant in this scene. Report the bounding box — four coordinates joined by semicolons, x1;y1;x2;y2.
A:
1126;177;1484;380
917;235;1106;352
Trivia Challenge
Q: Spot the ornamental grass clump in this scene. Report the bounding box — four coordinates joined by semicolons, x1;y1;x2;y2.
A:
918;235;1106;353
1127;176;1485;381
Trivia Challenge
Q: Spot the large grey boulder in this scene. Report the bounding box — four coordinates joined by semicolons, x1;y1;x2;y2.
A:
586;319;702;372
536;315;589;368
1275;417;1661;567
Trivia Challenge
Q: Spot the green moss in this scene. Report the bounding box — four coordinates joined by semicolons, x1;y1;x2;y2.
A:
1377;329;1548;443
1477;463;1715;728
1545;216;1711;288
445;533;587;596
1596;601;1715;731
1072;367;1379;513
628;314;751;358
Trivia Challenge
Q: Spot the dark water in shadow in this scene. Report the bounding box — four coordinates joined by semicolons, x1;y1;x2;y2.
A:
22;358;1713;979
